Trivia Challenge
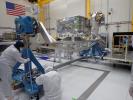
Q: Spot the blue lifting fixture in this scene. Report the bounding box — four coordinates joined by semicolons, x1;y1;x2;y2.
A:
80;41;108;59
12;16;45;99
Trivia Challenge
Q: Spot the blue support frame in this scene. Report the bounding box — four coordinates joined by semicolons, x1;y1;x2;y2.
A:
12;48;45;95
13;48;45;74
80;41;108;58
12;16;45;97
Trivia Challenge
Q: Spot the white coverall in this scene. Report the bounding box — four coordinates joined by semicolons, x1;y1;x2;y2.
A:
129;64;133;98
36;71;62;100
129;43;133;98
0;45;29;98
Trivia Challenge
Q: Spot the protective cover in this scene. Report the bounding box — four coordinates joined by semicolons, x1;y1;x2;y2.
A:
36;71;62;100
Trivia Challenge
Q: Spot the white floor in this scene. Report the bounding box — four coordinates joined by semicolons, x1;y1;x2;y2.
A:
36;58;132;100
58;65;103;100
3;55;132;100
72;61;132;100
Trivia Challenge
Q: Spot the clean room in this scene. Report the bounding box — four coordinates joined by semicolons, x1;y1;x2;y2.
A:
0;0;133;100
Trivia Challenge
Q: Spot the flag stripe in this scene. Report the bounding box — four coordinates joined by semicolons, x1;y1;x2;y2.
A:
7;13;25;16
7;9;25;12
7;9;25;11
7;13;25;15
7;12;25;14
7;11;25;15
7;12;25;16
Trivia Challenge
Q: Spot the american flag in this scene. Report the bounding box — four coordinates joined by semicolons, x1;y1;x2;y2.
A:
6;1;25;16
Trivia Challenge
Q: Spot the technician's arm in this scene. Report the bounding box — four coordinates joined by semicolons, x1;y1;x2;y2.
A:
14;51;30;64
129;66;133;97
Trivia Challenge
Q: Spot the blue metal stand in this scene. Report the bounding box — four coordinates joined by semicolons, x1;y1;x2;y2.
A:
12;48;45;95
12;16;45;98
13;48;44;74
80;41;108;59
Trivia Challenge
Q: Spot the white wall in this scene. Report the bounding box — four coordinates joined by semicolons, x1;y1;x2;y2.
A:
48;0;132;48
91;0;132;48
0;0;32;34
0;0;132;49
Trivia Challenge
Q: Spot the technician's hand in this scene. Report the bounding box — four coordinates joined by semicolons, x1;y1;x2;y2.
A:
129;86;133;97
26;58;30;62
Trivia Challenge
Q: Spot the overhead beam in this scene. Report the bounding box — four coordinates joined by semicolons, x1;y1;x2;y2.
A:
37;0;54;23
86;0;91;19
131;14;133;32
38;0;53;7
131;0;133;32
